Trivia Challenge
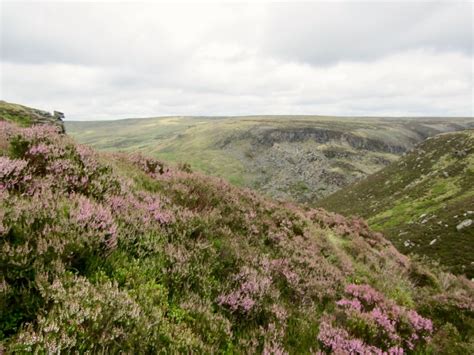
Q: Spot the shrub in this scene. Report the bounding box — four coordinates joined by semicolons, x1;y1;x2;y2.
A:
318;284;433;353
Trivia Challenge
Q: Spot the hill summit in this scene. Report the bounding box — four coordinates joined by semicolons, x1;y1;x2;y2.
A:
0;105;473;353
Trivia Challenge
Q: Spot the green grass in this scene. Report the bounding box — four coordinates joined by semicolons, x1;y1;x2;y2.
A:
0;101;35;126
0;101;64;131
318;130;474;277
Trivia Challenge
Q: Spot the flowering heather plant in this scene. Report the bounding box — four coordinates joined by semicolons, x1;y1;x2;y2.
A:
318;320;404;355
105;192;175;252
1;120;473;353
9;274;141;353
8;273;206;353
1;121;120;198
70;195;118;250
0;156;30;191
130;153;167;178
217;266;272;315
307;208;387;245
318;284;433;353
262;322;288;355
0;192;115;282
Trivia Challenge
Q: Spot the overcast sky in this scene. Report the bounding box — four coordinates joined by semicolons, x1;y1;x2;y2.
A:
1;1;473;120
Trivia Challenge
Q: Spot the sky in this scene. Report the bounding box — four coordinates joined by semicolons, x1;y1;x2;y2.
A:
1;0;473;120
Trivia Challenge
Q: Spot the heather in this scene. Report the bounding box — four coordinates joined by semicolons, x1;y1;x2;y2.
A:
1;121;473;353
318;284;433;353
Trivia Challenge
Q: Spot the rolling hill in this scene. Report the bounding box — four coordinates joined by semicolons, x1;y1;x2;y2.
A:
67;115;474;203
318;130;474;278
1;103;473;352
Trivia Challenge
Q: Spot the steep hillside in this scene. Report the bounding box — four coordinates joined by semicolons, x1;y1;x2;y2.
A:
67;115;473;203
1;112;473;353
0;101;65;132
318;130;474;278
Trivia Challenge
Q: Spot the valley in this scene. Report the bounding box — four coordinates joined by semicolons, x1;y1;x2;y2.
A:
66;112;474;279
67;115;474;203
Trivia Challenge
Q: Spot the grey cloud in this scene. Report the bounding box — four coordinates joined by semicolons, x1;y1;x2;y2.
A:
261;2;472;65
1;2;181;68
4;2;470;68
0;2;472;119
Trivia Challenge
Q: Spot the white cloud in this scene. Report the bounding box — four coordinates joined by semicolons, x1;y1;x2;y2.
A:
0;1;472;119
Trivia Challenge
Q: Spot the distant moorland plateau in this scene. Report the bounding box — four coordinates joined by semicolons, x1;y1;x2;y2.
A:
66;114;474;203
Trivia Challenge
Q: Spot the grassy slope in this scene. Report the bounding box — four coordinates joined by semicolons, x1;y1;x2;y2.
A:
318;130;474;277
2;106;473;352
0;101;35;126
0;101;64;131
66;115;474;202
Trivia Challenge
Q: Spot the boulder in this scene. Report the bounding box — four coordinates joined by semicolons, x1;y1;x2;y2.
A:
456;219;472;231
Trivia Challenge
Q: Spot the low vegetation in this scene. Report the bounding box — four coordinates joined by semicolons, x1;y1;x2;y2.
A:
1;109;473;352
319;130;474;278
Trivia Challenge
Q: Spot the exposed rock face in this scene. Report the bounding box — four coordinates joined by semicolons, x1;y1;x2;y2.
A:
214;126;416;202
54;111;65;121
211;121;474;203
218;128;406;153
32;110;66;133
243;142;365;202
253;128;407;153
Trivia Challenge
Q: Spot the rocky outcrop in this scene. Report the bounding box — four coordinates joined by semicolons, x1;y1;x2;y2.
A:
54;111;65;120
32;110;66;133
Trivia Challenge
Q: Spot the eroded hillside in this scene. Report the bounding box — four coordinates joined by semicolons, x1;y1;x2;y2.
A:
319;130;474;278
67;115;474;203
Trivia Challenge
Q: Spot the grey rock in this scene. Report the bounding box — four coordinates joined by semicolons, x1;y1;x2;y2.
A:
456;219;473;231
